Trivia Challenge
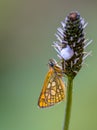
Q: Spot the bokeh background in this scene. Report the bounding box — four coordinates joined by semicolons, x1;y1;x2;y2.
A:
0;0;97;130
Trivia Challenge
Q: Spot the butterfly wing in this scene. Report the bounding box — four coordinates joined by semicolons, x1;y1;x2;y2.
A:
38;67;65;108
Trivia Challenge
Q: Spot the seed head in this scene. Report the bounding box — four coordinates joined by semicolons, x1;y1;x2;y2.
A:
53;11;92;78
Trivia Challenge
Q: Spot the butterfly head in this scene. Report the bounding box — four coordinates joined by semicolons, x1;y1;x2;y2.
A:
48;59;57;68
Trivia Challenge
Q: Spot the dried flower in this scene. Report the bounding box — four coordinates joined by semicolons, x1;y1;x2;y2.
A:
53;11;92;78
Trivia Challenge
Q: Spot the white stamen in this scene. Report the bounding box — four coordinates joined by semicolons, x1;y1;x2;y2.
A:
64;17;68;23
83;22;88;28
57;27;64;35
62;40;68;44
83;51;92;60
84;40;93;48
53;41;61;51
57;31;63;38
53;47;60;54
57;54;62;59
61;21;66;28
55;33;62;43
52;44;61;55
80;18;85;25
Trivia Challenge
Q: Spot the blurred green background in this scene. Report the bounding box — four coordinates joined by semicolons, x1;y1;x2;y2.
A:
0;0;97;130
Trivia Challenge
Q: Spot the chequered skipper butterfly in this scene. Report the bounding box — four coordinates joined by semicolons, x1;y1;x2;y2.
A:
38;59;66;108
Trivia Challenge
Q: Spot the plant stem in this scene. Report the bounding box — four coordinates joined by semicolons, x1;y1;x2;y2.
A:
63;76;73;130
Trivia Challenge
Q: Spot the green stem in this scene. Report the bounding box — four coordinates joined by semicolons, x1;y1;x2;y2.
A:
63;76;73;130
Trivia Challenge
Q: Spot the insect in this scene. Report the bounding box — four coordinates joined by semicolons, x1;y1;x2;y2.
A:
38;59;66;108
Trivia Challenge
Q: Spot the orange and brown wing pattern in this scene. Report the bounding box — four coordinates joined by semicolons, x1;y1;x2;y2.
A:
38;67;65;108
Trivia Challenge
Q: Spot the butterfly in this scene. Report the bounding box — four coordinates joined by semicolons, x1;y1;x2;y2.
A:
38;59;66;108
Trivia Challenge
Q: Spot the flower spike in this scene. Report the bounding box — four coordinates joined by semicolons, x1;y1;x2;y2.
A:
53;11;92;78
